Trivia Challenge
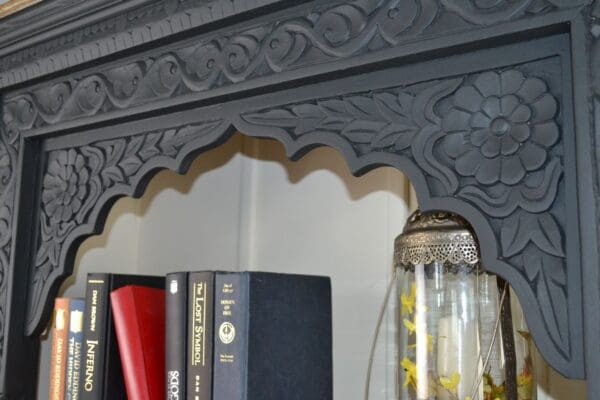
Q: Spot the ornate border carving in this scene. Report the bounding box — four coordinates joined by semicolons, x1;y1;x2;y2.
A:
3;0;585;126
28;63;581;377
0;0;287;88
0;125;19;364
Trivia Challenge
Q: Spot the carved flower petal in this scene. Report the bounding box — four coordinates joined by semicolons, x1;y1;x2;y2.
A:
77;184;87;200
519;142;547;171
455;149;480;176
71;197;82;214
531;94;558;123
470;112;492;129
481;135;501;158
61;206;74;223
453;86;483;112
500;70;525;96
79;167;90;184
500;156;526;185
53;205;64;222
442;133;467;158
501;136;519;155
471;128;489;147
41;189;55;205
510;104;532;123
510;124;531;143
45;198;59;217
481;97;501;119
442;109;471;132
500;94;520;116
475;157;501;185
47;159;63;177
75;153;85;170
474;71;501;98
517;77;547;103
67;149;77;166
43;173;62;190
531;121;560;147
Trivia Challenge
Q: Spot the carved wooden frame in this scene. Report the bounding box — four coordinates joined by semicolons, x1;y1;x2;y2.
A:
0;0;598;398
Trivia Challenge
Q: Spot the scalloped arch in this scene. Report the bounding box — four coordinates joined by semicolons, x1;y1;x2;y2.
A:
28;61;583;379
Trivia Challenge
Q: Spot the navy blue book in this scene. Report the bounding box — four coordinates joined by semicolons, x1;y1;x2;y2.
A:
212;272;332;400
65;298;85;400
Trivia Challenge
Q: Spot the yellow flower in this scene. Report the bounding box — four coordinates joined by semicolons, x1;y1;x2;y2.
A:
401;283;416;316
400;357;417;389
440;372;461;394
517;374;532;386
403;318;416;334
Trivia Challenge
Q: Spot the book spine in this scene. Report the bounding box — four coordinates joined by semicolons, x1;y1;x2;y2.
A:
65;299;85;400
81;274;110;400
166;272;187;400
213;273;248;400
187;272;215;400
49;298;70;400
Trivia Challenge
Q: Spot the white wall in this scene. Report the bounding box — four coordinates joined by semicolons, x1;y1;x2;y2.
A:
38;133;586;399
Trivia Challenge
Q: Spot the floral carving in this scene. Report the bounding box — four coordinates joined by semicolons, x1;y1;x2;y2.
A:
3;0;583;132
241;67;572;362
30;120;224;325
42;150;90;224
441;71;559;186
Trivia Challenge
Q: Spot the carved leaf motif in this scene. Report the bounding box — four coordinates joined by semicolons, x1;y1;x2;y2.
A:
33;119;226;304
523;252;569;355
242;90;423;151
458;158;563;217
411;78;464;193
501;211;565;258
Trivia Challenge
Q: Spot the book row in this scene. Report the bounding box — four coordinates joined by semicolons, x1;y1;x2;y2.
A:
47;271;332;400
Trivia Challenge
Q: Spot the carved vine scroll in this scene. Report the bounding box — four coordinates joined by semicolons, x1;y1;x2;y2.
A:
3;0;584;129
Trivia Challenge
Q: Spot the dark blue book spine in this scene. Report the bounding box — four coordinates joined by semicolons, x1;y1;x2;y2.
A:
166;272;187;400
213;272;248;400
65;298;85;400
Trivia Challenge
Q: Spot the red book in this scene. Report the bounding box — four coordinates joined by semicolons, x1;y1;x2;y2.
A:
110;285;166;400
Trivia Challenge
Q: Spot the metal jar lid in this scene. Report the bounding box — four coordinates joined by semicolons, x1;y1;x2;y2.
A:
394;209;480;268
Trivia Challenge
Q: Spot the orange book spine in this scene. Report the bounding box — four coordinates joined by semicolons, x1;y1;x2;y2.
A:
49;298;70;400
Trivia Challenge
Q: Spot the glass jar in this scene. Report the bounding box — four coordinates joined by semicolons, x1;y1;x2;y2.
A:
394;210;535;400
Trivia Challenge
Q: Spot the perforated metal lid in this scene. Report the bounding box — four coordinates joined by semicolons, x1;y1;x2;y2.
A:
394;209;480;268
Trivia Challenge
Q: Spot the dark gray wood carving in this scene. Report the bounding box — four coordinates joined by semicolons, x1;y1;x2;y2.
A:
238;67;576;371
2;0;586;127
0;126;19;364
31;119;226;328
0;0;598;398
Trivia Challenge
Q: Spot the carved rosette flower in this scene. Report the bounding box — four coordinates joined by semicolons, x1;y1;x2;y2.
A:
42;149;90;224
441;70;559;186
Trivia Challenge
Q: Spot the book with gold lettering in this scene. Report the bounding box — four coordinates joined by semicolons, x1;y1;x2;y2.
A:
64;298;85;400
187;271;215;400
48;297;70;400
212;272;332;400
80;273;164;400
